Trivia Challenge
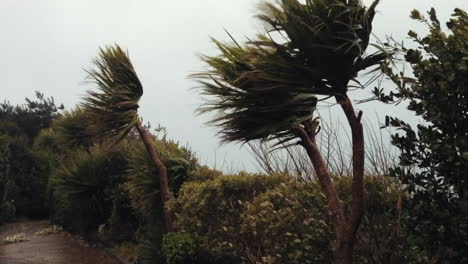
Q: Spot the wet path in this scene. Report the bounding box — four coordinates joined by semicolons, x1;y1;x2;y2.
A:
0;221;120;264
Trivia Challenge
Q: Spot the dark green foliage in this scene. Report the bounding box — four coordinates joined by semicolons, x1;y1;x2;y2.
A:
83;45;143;143
125;139;198;218
0;92;62;220
193;0;388;145
0;91;63;143
1;135;49;218
0;201;16;223
53;108;94;150
376;8;468;263
107;185;139;242
51;147;128;233
161;232;197;264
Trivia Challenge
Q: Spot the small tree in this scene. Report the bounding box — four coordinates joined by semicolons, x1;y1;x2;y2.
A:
82;45;175;231
376;8;468;263
193;0;388;263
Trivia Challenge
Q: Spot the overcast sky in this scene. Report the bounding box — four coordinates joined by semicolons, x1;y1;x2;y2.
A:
1;0;466;172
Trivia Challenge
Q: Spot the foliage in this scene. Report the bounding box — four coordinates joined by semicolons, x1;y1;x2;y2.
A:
172;172;289;260
376;8;468;263
83;44;143;143
0;135;49;218
0;91;63;143
161;232;197;264
0;201;16;223
240;180;333;264
50;147;128;233
188;166;222;182
107;184;139;242
237;176;406;264
192;0;387;145
0;92;62;220
173;174;407;263
125;138;198;218
53;108;94;150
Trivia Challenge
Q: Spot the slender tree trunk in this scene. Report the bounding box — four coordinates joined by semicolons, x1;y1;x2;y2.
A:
335;95;365;264
135;119;175;232
293;95;365;264
293;123;345;229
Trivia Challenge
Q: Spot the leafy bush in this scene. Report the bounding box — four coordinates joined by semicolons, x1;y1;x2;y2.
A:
107;185;139;242
174;174;406;263
172;172;289;260
0;201;16;223
376;8;468;262
162;232;197;264
189;166;222;182
0;135;49;219
240;181;333;264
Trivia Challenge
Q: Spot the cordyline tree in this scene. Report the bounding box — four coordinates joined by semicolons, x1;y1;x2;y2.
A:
81;45;175;231
376;8;468;262
193;0;388;263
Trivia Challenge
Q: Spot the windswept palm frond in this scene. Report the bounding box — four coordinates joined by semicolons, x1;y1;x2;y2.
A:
193;0;388;145
193;37;319;144
83;44;143;143
53;108;93;149
257;0;385;85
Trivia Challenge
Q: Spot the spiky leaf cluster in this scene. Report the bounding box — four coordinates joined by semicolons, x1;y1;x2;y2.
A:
83;44;143;143
125;139;198;217
194;0;387;144
53;108;93;149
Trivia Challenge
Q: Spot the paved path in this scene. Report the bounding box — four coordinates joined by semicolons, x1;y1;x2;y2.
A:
0;220;120;264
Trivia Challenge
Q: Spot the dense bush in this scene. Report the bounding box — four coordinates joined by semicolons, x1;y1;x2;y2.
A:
172;172;289;260
50;147;128;233
0;135;50;219
240;181;333;264
0;201;16;223
107;184;139;242
173;174;407;263
161;232;197;264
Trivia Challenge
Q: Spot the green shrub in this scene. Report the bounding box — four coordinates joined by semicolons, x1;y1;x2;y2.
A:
240;181;333;264
172;172;289;260
125;139;197;218
162;232;197;264
0;201;16;223
238;176;406;264
174;174;405;264
189;166;222;182
107;185;139;242
50;147;128;233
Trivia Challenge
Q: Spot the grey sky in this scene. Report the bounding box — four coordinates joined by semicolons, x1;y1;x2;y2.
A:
1;0;466;172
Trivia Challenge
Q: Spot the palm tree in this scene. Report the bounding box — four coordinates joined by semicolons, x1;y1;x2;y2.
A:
82;45;175;232
193;0;388;263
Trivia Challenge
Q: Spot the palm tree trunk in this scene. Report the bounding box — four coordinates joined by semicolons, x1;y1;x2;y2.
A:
335;95;365;264
293;95;365;264
293;124;345;229
135;119;175;232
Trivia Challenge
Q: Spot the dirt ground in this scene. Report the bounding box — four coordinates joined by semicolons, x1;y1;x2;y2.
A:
0;220;120;264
